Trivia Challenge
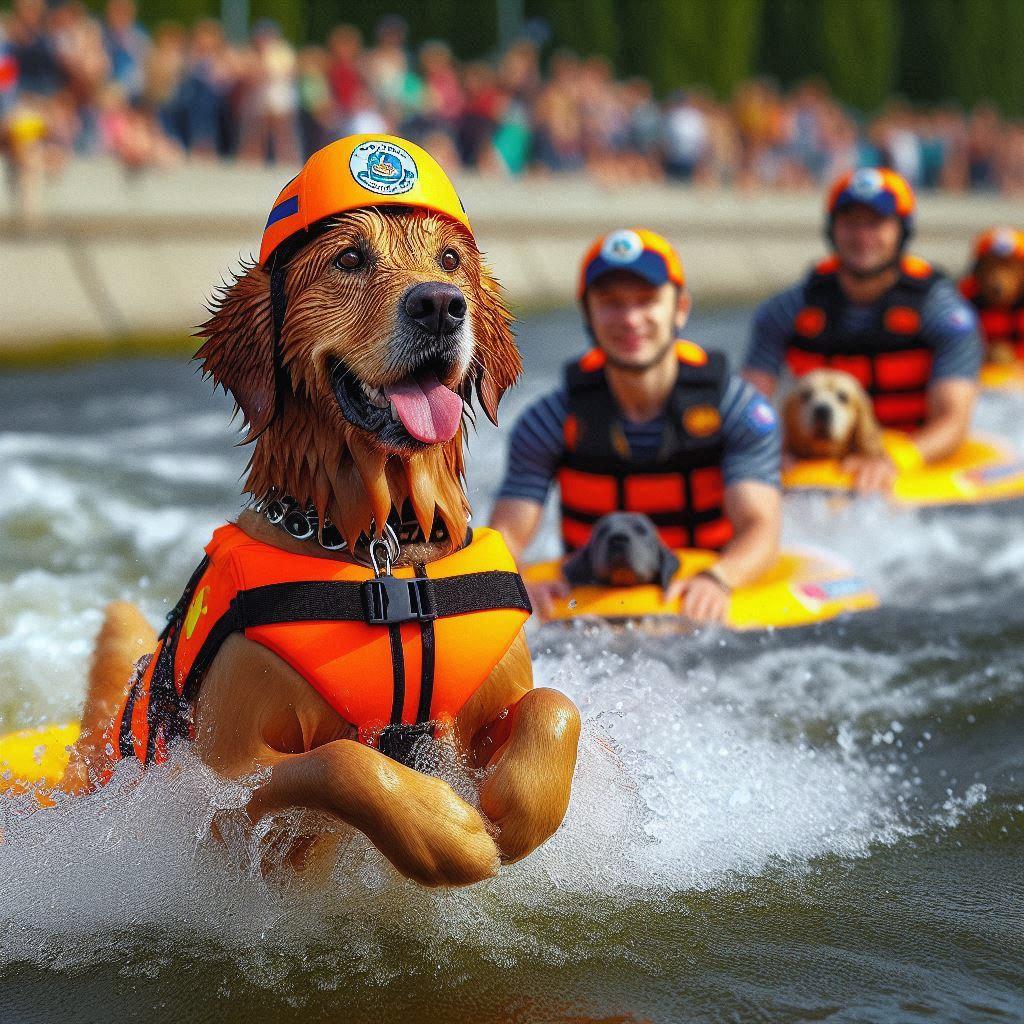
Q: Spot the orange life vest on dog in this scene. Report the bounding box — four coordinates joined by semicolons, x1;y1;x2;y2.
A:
111;524;531;767
557;342;734;554
786;256;940;430
960;276;1024;360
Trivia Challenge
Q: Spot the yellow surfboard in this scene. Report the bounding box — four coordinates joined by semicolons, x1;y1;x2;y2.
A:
523;548;878;630
782;432;1024;507
980;362;1024;392
0;722;78;793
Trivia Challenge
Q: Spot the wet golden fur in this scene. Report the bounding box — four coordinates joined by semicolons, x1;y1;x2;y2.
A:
783;369;885;460
69;207;581;887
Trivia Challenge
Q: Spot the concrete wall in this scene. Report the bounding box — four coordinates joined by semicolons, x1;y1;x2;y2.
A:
1;157;1020;355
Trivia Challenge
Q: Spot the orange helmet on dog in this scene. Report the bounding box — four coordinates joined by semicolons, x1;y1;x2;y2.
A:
973;226;1024;263
577;228;685;300
259;134;471;265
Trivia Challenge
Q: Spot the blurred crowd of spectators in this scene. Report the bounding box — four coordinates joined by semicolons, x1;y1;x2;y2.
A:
4;0;1024;205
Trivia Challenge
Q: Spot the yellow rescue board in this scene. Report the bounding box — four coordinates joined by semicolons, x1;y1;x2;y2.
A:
980;362;1024;392
523;548;878;630
782;432;1024;507
0;722;78;792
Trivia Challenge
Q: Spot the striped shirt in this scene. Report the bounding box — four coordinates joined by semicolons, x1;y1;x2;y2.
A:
744;275;983;380
496;374;781;506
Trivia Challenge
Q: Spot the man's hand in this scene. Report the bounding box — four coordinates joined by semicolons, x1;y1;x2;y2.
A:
526;577;570;619
842;452;897;494
665;571;731;625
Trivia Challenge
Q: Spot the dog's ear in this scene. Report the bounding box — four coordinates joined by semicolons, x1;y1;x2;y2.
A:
195;261;278;442
467;263;521;425
657;546;681;590
850;386;884;457
562;545;595;586
781;390;805;458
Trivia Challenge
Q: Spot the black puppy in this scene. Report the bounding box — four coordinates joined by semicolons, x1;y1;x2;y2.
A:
563;512;680;588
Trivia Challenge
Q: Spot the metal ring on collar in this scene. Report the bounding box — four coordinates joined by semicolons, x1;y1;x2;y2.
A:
367;523;401;576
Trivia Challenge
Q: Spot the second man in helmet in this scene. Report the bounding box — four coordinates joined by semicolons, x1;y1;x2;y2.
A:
489;229;782;625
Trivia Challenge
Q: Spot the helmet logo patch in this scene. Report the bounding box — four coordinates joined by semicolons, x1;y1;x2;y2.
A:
991;228;1017;257
848;168;884;200
350;141;418;195
600;229;644;265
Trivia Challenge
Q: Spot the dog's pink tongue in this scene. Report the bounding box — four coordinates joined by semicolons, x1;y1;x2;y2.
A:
384;372;463;444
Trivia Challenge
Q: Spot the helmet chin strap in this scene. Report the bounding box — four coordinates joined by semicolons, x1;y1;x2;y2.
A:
265;225;332;432
268;259;290;426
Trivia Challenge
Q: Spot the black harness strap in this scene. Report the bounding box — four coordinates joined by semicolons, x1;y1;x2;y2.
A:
117;671;143;760
413;561;435;725
387;623;406;725
210;571;529;630
119;555;209;760
376;562;437;765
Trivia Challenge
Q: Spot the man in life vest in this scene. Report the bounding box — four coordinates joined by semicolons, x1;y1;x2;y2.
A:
959;226;1024;364
744;167;982;492
488;228;782;624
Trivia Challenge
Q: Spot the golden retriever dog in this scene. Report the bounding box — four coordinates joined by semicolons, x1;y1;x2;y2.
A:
782;368;884;461
66;204;581;888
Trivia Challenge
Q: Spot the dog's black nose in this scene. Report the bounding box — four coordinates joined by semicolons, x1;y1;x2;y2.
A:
404;282;467;335
607;532;631;550
811;403;833;426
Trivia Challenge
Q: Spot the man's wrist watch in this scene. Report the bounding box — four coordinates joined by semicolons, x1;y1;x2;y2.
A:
695;565;733;594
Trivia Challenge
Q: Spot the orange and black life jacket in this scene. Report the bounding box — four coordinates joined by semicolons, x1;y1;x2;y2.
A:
786;256;941;430
557;341;734;554
960;275;1024;360
110;524;531;768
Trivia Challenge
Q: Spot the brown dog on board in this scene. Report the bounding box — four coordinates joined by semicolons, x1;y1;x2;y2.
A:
66;202;581;889
782;368;885;461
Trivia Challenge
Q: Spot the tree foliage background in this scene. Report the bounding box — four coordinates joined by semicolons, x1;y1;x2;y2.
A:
87;0;1024;115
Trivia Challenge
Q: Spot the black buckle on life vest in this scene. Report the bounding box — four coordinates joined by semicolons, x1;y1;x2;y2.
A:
362;576;437;625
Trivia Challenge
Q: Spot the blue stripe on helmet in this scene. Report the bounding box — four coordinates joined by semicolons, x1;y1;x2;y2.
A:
265;194;299;228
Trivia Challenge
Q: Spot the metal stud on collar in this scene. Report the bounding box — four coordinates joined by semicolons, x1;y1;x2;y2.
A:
257;494;402;568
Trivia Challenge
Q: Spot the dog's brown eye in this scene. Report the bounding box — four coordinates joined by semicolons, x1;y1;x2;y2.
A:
800;389;813;402
440;248;460;272
836;391;850;404
335;248;364;271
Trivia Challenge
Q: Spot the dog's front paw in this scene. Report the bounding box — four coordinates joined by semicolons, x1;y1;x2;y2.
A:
478;688;581;864
367;769;500;888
